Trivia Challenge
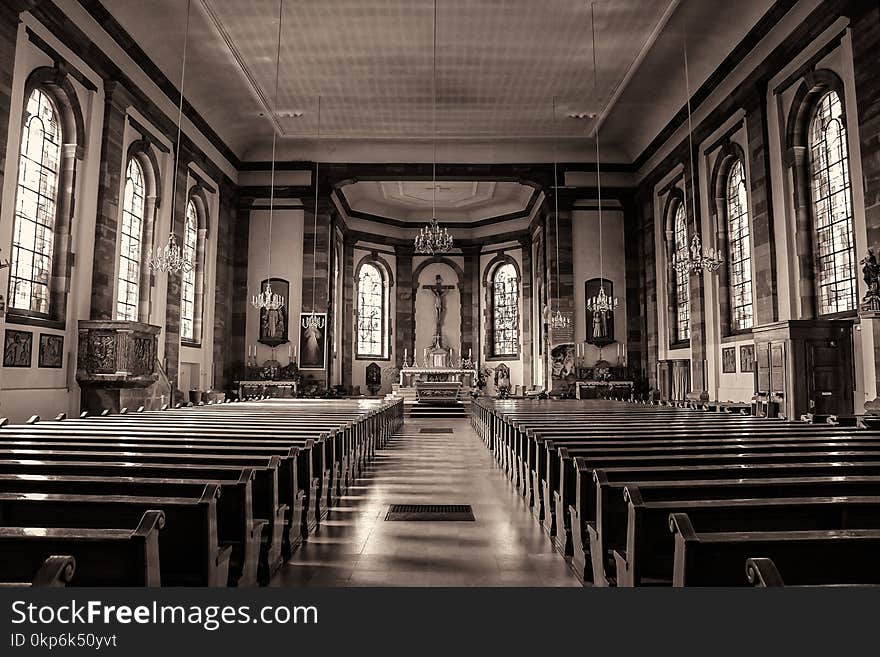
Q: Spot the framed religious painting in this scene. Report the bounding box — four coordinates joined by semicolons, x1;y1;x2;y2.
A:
3;329;32;368
740;344;755;373
299;312;327;370
38;333;64;368
585;278;615;347
258;277;289;347
722;347;736;373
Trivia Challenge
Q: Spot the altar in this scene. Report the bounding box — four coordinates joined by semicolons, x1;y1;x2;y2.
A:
399;367;477;388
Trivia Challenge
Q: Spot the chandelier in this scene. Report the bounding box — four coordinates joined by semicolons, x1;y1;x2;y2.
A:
586;283;618;314
251;280;284;311
148;0;194;275
676;30;723;278
415;218;453;255
148;232;193;274
302;313;325;330
548;96;572;332
414;0;453;255
251;0;287;312
675;233;723;276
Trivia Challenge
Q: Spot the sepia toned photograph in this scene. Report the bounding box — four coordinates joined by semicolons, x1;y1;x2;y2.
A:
1;3;879;651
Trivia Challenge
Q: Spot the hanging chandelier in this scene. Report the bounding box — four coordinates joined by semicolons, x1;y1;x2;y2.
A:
676;29;723;277
414;0;453;256
148;0;195;275
250;0;286;312
583;2;619;328
548;96;571;331
415;218;453;255
148;232;193;274
675;233;723;276
303;94;325;330
586;284;618;314
251;280;284;311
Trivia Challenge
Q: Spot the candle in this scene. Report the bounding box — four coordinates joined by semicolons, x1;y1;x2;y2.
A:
288;344;292;358
468;348;472;359
404;348;408;363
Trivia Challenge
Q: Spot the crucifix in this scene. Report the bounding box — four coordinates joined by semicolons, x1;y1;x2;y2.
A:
423;274;455;347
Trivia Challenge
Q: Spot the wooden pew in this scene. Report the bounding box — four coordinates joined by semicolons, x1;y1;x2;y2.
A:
670;513;880;586
0;445;295;570
618;486;880;586
0;487;228;586
0;555;75;587
0;510;163;586
578;456;880;584
0;471;261;587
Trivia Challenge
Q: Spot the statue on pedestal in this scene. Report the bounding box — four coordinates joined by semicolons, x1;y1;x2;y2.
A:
861;249;880;312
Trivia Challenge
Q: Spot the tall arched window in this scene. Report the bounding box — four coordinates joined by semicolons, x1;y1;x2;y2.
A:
116;158;146;321
726;160;753;330
492;262;519;356
180;200;198;341
357;262;385;357
809;90;855;315
673;202;690;343
9;88;61;315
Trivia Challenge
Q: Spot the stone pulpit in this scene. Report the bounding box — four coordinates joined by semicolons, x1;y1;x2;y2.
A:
76;320;161;413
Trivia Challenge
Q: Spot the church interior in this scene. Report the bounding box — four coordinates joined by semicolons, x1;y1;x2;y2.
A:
2;0;880;589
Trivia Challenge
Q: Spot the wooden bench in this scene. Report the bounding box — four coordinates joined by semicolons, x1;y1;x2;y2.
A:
0;471;261;587
670;513;880;586
618;487;880;586
0;555;75;587
0;488;228;586
0;510;163;586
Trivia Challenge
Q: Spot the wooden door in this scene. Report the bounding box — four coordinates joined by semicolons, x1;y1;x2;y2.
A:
807;338;853;416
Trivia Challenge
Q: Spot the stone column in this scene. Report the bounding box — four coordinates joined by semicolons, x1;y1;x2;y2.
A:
684;158;709;401
460;245;480;362
517;235;534;386
162;149;191;393
227;198;252;386
302;195;333;385
0;1;36;216
741;84;778;325
341;239;355;389
851;1;880;404
90;80;134;320
394;245;414;367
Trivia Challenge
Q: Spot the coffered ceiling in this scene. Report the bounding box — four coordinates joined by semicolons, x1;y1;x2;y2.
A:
340;180;536;223
97;0;775;162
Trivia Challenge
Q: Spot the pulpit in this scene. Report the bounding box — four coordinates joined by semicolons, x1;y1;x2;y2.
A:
76;320;161;413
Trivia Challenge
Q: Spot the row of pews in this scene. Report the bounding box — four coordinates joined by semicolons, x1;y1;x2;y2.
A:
0;397;403;587
472;398;880;586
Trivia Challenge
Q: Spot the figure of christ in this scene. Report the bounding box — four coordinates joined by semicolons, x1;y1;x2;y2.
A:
422;274;455;347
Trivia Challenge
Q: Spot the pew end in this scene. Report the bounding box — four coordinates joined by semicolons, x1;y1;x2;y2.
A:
745;558;785;587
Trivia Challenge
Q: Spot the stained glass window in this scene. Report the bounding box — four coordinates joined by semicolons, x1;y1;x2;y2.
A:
357;263;384;357
673;202;690;342
492;263;519;356
116;158;145;321
726;160;753;330
180;200;198;341
9;88;61;315
809;90;856;315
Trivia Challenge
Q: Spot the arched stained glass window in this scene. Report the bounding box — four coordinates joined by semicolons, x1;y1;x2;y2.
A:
492;263;519;356
116;158;146;321
180;200;198;341
9;88;61;315
726;160;753;330
809;90;855;315
357;262;384;357
673;203;690;342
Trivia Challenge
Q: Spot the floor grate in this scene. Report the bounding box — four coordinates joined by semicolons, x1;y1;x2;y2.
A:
385;504;475;521
419;428;454;434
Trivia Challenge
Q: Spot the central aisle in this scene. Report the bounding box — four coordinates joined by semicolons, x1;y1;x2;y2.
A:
275;418;580;586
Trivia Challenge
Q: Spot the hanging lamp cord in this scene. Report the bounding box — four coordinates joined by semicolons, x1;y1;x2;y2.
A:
311;96;322;316
266;0;284;294
168;0;191;246
432;0;438;239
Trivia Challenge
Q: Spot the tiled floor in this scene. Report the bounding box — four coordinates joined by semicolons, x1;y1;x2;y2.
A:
274;418;580;587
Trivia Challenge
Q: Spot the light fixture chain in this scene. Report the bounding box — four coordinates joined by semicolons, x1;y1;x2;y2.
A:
168;0;190;256
266;0;284;291
311;96;322;316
